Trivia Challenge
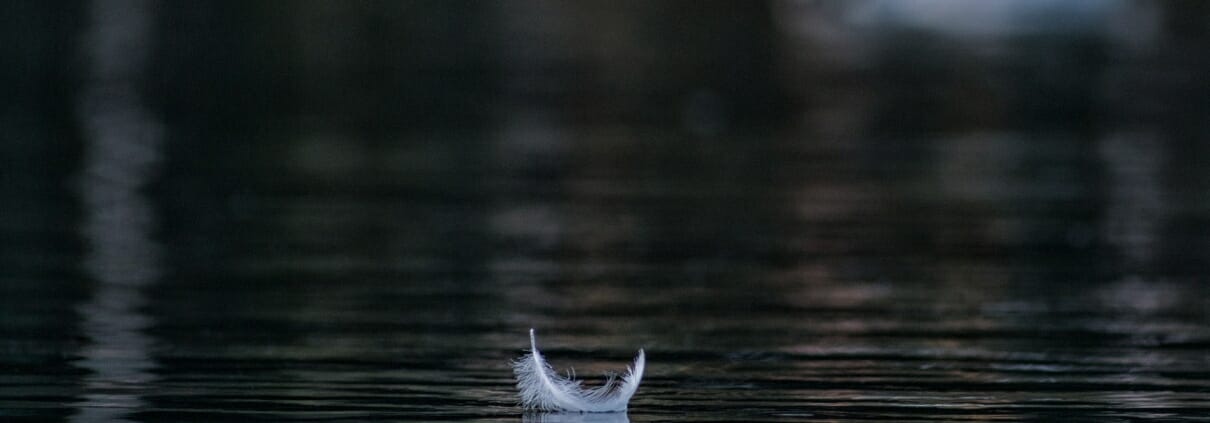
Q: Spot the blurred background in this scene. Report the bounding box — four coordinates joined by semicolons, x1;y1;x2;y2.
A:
3;0;1210;421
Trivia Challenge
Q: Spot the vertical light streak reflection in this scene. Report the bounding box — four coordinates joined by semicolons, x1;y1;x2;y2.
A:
72;0;162;421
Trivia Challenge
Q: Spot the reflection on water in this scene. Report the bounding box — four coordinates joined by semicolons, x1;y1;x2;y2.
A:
522;412;629;423
1;1;1209;421
72;0;162;421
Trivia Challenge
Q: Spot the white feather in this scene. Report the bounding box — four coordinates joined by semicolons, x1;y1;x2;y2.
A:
513;329;646;412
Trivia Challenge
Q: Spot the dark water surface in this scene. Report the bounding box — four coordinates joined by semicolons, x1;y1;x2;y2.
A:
4;127;1210;422
5;1;1210;422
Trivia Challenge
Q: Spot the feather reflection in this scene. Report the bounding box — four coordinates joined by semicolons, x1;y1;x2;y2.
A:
523;412;630;423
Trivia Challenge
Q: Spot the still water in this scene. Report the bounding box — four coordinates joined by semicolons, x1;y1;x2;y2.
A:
3;124;1210;421
2;3;1209;420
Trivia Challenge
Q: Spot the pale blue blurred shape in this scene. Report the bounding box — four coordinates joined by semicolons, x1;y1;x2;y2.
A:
846;0;1126;36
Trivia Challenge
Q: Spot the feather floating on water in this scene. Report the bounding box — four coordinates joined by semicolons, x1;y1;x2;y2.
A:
513;329;645;412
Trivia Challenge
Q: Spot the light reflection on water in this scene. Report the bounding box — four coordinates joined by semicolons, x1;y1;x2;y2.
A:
72;0;162;421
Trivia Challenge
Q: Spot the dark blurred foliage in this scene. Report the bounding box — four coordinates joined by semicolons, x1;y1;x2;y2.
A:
3;1;1208;138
